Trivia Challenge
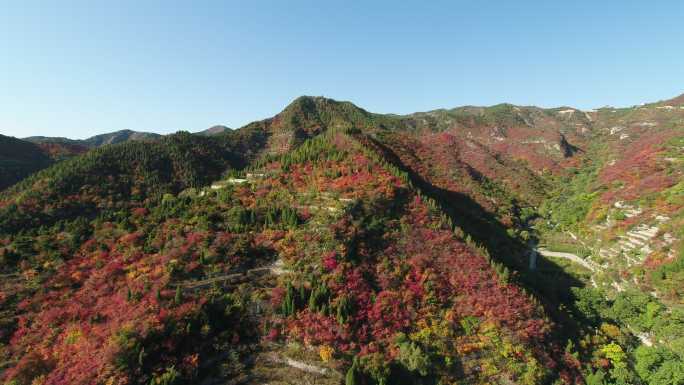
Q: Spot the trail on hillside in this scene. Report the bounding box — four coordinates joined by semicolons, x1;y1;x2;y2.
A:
535;247;600;272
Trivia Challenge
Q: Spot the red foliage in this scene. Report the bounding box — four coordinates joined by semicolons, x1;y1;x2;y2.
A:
322;251;338;271
131;207;149;217
599;128;680;204
268;144;568;380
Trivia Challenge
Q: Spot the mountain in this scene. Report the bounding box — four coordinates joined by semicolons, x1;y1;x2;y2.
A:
25;129;162;148
0;134;88;191
1;95;683;384
0;131;162;191
80;129;162;147
196;125;232;136
0;135;54;191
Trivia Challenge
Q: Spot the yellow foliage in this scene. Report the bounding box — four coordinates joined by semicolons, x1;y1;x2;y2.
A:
23;268;38;280
601;342;627;369
521;356;544;385
319;345;334;362
501;341;515;358
480;358;499;377
64;328;82;345
600;323;621;339
201;324;211;336
152;265;164;277
457;341;484;355
416;318;428;330
480;320;498;337
409;316;452;348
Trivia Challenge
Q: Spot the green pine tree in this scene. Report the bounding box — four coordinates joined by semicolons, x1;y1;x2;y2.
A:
345;358;358;385
174;286;182;305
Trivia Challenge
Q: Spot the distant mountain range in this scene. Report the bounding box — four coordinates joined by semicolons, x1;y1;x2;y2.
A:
25;129;162;148
24;126;233;147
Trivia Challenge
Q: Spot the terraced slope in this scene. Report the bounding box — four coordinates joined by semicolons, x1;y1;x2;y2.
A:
539;100;684;300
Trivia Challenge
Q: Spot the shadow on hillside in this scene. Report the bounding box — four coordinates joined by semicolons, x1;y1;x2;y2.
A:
362;135;522;261
362;135;588;334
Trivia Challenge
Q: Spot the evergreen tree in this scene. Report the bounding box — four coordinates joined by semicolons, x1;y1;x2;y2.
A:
174;286;182;305
337;295;353;324
345;358;358;385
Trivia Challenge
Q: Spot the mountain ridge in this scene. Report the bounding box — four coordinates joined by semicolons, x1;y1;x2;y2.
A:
16;91;684;148
24;129;162;147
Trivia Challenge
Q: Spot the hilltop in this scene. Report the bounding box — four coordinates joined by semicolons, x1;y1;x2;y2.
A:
196;125;232;136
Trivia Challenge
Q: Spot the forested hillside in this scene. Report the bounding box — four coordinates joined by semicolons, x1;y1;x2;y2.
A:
0;95;683;384
0;135;54;192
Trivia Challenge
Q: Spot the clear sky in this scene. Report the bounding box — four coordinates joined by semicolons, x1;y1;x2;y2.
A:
1;0;683;139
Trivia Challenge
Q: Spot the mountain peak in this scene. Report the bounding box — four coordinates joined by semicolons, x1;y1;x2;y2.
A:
281;95;348;115
197;125;232;136
276;95;377;130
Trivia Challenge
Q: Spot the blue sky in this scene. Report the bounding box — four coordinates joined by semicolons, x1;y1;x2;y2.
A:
1;0;683;139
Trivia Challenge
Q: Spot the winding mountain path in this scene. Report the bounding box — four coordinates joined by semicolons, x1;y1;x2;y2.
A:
535;248;600;272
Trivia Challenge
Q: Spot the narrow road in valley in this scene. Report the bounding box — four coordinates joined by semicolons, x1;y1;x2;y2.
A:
535;248;600;272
